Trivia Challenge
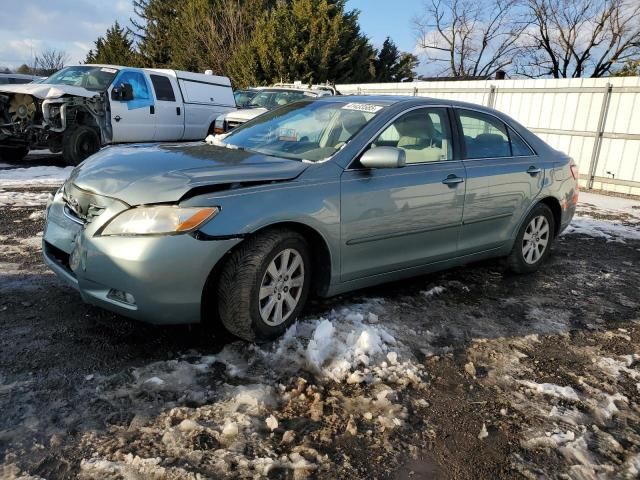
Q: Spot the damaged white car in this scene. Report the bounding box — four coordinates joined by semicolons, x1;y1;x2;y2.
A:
0;65;236;165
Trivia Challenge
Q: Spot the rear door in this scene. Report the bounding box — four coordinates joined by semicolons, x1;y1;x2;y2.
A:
455;108;548;253
108;69;156;143
149;73;184;141
340;107;466;282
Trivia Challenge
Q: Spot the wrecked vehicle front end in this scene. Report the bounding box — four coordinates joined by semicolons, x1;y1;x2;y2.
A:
0;85;108;163
0;66;116;164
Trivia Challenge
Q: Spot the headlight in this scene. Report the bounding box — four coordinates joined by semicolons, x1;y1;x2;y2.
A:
101;206;219;236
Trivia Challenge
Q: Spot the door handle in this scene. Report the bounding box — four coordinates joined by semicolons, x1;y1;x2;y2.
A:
176;107;181;116
113;115;121;122
527;166;542;176
442;174;464;186
150;105;155;114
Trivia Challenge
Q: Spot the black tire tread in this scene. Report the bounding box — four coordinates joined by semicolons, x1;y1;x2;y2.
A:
62;125;100;166
217;228;309;342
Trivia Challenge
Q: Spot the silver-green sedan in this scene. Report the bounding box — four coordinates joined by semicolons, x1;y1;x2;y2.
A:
43;96;579;341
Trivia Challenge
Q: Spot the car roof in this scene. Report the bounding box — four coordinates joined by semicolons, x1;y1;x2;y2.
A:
315;94;505;112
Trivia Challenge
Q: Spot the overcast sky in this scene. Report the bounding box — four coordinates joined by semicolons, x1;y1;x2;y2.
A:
0;0;425;71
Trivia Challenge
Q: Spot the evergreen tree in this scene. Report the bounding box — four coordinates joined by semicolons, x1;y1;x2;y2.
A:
16;64;33;74
130;0;177;67
85;22;139;66
228;0;375;86
373;37;419;82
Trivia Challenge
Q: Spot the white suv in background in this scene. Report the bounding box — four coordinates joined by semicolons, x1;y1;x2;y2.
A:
213;82;337;134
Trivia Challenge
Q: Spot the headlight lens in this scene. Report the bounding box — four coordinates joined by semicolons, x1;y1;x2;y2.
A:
101;206;219;236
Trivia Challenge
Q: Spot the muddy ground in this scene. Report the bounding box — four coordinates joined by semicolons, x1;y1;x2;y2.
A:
0;180;639;479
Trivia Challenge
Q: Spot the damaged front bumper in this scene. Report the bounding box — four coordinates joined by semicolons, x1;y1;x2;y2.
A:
42;188;240;325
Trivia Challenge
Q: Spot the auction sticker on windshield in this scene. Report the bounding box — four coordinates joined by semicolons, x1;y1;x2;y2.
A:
341;103;383;113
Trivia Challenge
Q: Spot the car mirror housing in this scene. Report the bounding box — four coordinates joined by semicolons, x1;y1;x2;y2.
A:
111;83;134;102
360;146;406;169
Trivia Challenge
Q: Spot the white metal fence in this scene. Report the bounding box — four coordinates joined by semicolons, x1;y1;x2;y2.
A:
336;77;640;196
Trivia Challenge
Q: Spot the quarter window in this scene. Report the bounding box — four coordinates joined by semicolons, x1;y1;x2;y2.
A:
371;108;453;164
509;128;535;156
150;74;176;102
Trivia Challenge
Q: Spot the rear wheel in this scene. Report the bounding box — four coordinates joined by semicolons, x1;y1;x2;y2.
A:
62;126;100;166
217;229;311;342
507;203;555;273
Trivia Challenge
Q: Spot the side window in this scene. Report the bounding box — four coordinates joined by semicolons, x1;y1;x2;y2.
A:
150;74;176;102
458;110;510;159
509;128;535;156
115;71;151;102
372;108;452;164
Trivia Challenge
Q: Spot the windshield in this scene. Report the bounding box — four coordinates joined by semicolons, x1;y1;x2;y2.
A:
44;66;118;91
247;90;316;109
221;100;382;162
234;90;258;108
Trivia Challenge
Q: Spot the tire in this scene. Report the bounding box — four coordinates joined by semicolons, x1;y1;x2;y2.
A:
62;126;100;166
507;203;555;274
217;229;312;342
0;146;29;162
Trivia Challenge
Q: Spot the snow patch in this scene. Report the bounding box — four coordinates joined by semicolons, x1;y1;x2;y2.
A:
0;190;51;207
519;380;580;401
421;286;445;298
564;216;640;242
0;166;72;186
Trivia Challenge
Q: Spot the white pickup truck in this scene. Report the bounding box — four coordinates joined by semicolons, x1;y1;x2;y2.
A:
0;65;236;165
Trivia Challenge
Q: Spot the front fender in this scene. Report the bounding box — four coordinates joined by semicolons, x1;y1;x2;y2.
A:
181;168;342;285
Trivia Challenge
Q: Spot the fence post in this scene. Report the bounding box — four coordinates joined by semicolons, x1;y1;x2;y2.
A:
587;83;613;190
487;85;497;108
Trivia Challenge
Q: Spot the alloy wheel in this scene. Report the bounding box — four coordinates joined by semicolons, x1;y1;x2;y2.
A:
522;215;550;264
259;248;305;326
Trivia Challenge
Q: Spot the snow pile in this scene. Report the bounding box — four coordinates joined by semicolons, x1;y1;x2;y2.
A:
0;166;72;186
78;306;428;478
0;190;51;207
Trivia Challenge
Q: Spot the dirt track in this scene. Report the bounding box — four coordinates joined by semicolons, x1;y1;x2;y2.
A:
1;181;639;479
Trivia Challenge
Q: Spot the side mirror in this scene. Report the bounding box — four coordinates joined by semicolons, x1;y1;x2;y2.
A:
111;83;134;101
360;146;406;169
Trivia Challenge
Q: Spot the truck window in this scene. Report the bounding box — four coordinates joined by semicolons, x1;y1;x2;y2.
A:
150;75;176;102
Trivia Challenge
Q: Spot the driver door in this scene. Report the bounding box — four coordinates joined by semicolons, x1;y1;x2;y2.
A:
108;70;156;143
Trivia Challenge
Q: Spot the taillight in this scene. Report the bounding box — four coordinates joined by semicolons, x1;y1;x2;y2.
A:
570;163;578;180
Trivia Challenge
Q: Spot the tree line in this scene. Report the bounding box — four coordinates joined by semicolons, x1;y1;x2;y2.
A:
84;0;419;87
7;0;639;82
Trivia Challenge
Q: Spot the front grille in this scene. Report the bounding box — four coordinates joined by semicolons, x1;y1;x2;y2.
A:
62;183;109;225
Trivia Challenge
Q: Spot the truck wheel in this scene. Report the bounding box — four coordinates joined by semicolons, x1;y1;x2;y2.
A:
62;126;100;166
0;146;29;162
507;203;555;274
217;229;311;342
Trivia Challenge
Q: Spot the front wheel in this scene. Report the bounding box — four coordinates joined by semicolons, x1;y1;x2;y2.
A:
62;126;100;166
507;203;555;273
217;229;311;342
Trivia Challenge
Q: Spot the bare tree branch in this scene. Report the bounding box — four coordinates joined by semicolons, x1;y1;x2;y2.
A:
519;0;640;78
413;0;528;78
32;48;69;76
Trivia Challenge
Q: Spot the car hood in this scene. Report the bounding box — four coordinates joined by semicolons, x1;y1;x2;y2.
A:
67;142;309;206
0;83;99;99
225;107;267;122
